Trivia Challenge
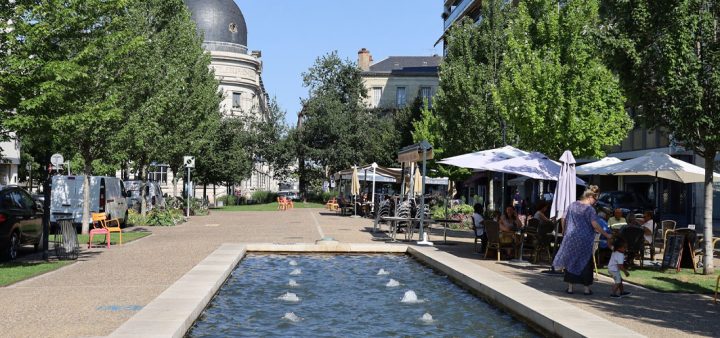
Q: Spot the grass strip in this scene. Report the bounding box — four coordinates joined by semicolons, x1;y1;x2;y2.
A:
599;267;720;294
0;261;72;287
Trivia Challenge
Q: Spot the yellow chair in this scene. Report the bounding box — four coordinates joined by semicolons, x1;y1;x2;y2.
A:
92;213;122;245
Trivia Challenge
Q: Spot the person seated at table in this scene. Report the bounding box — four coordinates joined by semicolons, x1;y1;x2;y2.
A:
640;210;655;244
500;206;523;232
607;208;627;228
533;202;551;222
499;206;522;254
472;203;487;253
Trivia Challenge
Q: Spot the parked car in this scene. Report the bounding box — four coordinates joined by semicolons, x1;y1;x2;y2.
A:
278;190;300;201
596;191;653;215
0;186;43;261
50;176;129;229
124;180;166;212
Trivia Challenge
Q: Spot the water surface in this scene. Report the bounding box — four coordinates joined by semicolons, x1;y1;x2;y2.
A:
187;254;538;337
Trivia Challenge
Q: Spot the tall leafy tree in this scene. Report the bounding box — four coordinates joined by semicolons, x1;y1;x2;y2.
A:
600;0;720;274
497;0;632;159
298;52;396;190
416;1;511;183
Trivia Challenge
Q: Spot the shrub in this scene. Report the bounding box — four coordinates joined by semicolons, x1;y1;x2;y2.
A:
251;190;277;204
146;209;185;226
126;209;147;227
216;195;237;206
431;204;474;230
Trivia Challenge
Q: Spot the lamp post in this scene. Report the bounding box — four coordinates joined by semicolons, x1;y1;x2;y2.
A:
371;162;377;213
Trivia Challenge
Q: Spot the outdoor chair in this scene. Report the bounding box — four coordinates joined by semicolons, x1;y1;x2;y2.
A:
528;220;554;263
88;213;115;248
484;220;513;261
395;201;414;240
325;198;337;210
518;218;540;260
660;220;677;251
472;215;484;252
284;197;294;209
373;199;391;232
277;197;287;211
409;203;431;241
620;225;646;266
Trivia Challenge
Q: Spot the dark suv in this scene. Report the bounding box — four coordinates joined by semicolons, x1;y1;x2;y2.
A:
596;191;653;215
0;186;43;261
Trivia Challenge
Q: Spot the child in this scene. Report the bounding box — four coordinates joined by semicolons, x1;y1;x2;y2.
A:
608;238;631;298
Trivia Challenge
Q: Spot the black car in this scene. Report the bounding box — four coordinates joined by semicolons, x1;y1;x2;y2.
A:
0;187;43;261
596;191;653;215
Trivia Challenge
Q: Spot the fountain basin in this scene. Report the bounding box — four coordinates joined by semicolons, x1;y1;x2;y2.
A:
108;243;644;338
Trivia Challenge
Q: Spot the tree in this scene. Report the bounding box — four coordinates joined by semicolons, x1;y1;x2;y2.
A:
250;98;295;181
415;1;511;183
298;52;396;190
600;0;720;274
497;0;632;159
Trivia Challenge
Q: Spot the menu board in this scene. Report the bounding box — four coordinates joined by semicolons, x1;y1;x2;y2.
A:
661;235;684;270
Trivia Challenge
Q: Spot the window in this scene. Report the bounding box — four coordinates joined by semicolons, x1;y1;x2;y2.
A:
396;87;406;107
420;86;433;108
232;92;242;109
148;165;168;184
372;87;383;107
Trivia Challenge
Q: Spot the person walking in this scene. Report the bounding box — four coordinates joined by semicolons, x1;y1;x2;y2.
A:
552;185;613;295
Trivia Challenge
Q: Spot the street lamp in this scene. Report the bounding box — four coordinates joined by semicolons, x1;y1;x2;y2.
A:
371;162;378;213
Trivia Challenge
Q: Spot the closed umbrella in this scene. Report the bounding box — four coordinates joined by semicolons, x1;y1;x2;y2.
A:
351;166;360;217
548;150;577;273
551;151;577;219
413;165;422;196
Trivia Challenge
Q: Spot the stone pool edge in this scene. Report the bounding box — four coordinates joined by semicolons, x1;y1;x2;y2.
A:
108;243;645;338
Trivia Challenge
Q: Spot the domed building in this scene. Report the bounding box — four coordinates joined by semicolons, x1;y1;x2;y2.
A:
179;0;277;196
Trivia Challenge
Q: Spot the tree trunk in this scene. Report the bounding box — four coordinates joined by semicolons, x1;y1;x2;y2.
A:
80;162;93;235
140;166;148;217
172;175;178;197
703;150;717;274
488;177;495;212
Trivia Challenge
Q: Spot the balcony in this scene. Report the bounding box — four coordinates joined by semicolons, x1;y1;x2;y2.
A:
444;0;476;30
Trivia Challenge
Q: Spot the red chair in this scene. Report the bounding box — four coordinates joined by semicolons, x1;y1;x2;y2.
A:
88;214;111;249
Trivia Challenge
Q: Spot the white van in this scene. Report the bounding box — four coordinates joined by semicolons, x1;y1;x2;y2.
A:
50;176;129;228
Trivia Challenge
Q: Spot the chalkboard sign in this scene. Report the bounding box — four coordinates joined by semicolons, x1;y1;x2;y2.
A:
661;235;684;270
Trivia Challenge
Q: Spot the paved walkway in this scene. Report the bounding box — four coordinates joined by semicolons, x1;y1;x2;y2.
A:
0;208;718;337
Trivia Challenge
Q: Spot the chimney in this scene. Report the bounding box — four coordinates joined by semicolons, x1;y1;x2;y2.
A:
358;48;372;71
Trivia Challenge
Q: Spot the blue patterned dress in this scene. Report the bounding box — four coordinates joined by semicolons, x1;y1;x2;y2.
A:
552;201;597;279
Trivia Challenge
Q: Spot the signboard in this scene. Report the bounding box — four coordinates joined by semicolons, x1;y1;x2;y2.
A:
184;156;195;168
661;235;684;270
50;153;64;167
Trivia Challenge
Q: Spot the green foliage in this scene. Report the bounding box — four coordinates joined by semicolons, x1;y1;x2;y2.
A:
216;195;237;206
145;208;184;226
497;0;632;159
251;190;278;204
417;2;512;181
599;0;720;274
298;51;398;190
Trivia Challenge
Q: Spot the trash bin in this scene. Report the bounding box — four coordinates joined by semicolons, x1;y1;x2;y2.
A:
54;218;79;260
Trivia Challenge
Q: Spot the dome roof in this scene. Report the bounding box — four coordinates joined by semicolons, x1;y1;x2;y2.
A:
185;0;248;53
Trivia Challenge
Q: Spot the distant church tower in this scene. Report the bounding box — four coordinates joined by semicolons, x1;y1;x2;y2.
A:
184;0;277;193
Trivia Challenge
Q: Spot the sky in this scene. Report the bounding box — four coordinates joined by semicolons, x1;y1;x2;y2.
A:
237;0;443;126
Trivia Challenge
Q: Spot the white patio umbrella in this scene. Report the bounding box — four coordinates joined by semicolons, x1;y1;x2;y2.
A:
551;150;577;219
438;145;529;170
588;152;720;183
481;152;586;185
576;157;622;175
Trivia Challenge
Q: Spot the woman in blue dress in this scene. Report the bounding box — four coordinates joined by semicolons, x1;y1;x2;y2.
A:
552;185;613;295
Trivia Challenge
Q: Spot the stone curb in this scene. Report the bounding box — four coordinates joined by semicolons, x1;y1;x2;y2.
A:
408;246;645;338
108;243;246;338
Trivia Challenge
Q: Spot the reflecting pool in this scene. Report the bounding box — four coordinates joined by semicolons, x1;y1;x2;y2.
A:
187;254;539;337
